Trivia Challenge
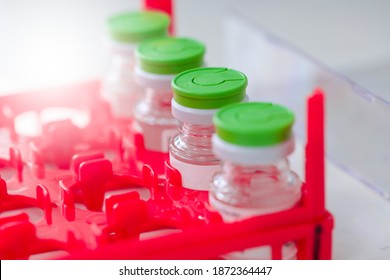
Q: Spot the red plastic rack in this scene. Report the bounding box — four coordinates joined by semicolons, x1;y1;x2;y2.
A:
0;78;333;259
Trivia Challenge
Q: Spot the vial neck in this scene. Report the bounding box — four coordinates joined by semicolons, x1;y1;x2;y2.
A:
178;121;215;147
223;159;291;180
108;52;136;72
143;88;173;111
170;121;217;163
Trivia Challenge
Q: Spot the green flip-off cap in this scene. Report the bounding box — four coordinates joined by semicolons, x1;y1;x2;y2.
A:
107;11;170;43
136;37;205;74
172;67;247;109
214;102;295;146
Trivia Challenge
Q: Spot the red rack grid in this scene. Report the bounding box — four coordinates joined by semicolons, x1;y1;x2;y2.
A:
0;79;333;259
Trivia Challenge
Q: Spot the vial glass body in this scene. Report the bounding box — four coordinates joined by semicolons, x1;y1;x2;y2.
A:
210;158;302;259
101;47;141;119
134;87;178;152
169;122;220;190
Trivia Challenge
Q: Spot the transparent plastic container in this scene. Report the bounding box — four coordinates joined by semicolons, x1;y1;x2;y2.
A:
209;102;302;259
169;67;247;190
101;11;170;119
221;10;390;259
133;36;205;153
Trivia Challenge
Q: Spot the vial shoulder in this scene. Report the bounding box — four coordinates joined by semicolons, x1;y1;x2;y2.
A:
210;166;302;211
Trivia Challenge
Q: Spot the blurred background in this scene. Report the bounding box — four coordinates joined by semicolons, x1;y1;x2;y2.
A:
0;0;389;100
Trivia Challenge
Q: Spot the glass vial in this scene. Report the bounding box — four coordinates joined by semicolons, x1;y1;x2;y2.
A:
169;67;248;191
101;11;170;119
133;37;205;153
209;102;302;259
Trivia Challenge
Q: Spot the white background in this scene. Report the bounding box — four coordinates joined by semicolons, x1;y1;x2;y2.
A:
1;0;390;98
